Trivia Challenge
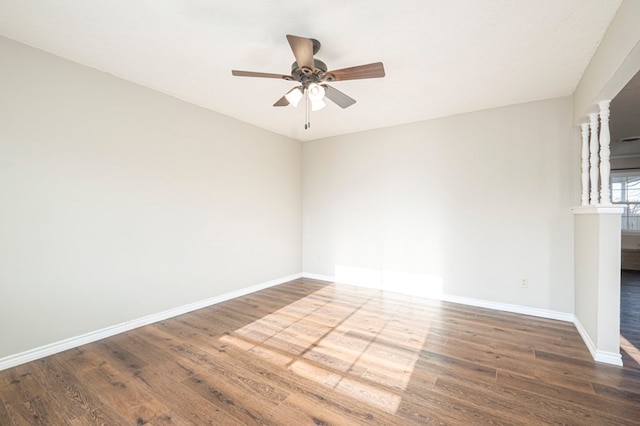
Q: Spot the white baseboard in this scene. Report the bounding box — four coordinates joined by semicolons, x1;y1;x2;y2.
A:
0;273;302;372
302;272;574;322
573;317;597;359
441;294;575;323
594;350;624;366
301;272;335;282
573;318;623;366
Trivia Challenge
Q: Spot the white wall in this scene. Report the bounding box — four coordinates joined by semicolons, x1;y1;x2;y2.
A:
303;97;577;314
0;37;302;359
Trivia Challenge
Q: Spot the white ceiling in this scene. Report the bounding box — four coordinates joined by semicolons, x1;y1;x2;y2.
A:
0;0;622;142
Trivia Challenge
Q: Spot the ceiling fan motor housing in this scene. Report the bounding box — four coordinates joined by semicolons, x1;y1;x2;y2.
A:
291;58;330;83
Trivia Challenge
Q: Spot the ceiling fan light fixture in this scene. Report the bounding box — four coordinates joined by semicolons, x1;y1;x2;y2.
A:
308;83;325;102
284;87;303;107
311;98;326;111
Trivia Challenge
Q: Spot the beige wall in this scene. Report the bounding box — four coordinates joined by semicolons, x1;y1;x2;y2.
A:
303;97;577;313
573;208;622;364
573;213;601;343
0;37;302;358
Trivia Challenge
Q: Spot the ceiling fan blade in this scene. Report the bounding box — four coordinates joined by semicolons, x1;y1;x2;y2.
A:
286;34;314;71
232;70;292;80
323;84;356;109
325;62;385;81
273;96;289;107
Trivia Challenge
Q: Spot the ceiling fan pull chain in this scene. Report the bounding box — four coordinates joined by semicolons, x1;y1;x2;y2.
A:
304;89;311;130
309;92;312;129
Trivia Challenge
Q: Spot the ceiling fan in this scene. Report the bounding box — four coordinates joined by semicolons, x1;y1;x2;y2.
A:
232;34;385;128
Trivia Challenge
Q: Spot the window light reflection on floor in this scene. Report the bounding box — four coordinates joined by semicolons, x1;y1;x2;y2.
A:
620;335;640;365
219;285;433;414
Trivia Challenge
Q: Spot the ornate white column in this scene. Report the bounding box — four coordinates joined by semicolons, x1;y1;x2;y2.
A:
589;112;600;205
599;100;612;205
571;101;623;366
581;123;590;206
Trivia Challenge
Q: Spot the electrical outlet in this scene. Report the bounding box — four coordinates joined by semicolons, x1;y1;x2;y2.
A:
521;278;528;288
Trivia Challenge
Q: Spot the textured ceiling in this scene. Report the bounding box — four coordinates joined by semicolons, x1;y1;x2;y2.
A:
0;0;622;141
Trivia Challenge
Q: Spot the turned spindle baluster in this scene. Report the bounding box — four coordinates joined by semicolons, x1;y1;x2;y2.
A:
589;112;600;205
581;123;590;206
599;100;612;205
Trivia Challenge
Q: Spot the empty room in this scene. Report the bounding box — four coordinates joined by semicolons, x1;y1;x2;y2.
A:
1;0;640;424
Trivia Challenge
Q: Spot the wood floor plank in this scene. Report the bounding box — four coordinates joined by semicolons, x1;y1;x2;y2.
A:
131;365;237;425
73;361;174;425
180;372;288;425
7;395;68;426
173;342;291;407
0;364;45;406
497;370;639;424
530;366;597;394
276;393;366;426
27;357;115;422
1;277;640;424
432;375;619;426
0;395;15;426
67;405;128;426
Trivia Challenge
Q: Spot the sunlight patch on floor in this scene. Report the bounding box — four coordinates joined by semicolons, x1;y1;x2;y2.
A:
221;285;433;413
621;335;640;365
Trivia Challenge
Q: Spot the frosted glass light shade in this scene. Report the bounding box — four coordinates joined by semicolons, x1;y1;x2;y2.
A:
311;99;326;111
285;87;303;107
308;83;325;102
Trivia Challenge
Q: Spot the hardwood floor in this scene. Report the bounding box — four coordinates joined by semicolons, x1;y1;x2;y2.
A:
1;278;640;425
621;270;640;371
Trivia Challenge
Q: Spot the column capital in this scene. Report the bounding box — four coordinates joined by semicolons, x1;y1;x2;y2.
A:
598;99;612;109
